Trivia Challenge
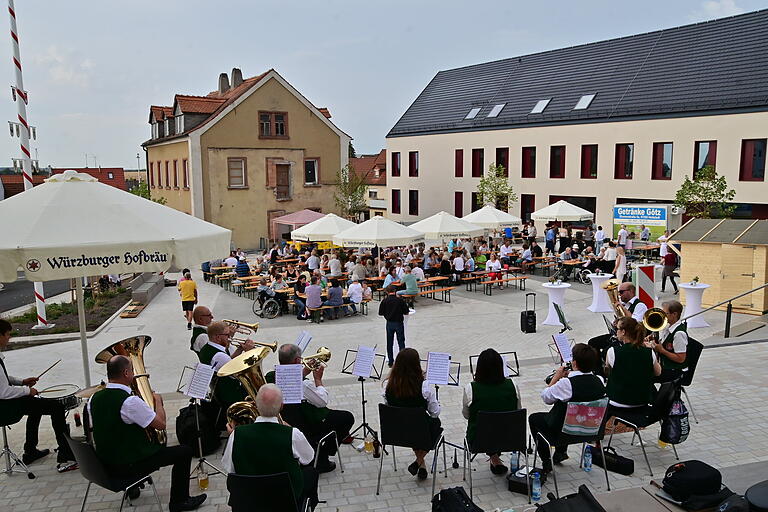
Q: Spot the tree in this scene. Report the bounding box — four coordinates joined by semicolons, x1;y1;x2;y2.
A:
348;142;357;159
476;163;518;211
130;181;167;205
673;165;735;219
333;165;368;220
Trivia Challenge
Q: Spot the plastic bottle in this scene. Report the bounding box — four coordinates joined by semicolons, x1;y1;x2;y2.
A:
509;451;519;473
583;446;592;472
532;472;541;501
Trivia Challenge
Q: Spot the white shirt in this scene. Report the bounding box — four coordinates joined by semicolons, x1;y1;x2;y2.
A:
192;324;209;352
395;266;405;279
540;371;604;405
486;259;502;272
595;230;605;242
529;225;537;237
623;297;648;323
328;258;342;277
453;256;465;271
306;255;320;270
0;352;30;399
383;381;440;418
641;228;651;240
658;235;669;257
500;245;515;257
412;267;425;281
344;261;356;273
618;229;628;244
660;320;688;354
303;379;329;408
224;256;238;267
521;249;532;261
462;380;522;419
207;342;232;372
604;247;617;261
614;253;626;275
347;282;363;303
87;383;156;428
221;416;314;473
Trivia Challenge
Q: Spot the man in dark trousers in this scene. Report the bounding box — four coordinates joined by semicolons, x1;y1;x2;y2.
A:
378;285;410;367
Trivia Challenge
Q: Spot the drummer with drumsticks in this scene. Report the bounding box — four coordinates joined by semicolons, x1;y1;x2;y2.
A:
0;319;78;473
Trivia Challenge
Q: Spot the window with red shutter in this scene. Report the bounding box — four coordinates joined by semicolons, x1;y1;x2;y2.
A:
173;160;178;188
580;145;598;179
408;151;419;177
182;159;189;188
495;147;509;177
739;139;766;181
454;191;463;217
391;152;401;177
614;144;634;179
651;142;673;180
455;149;463;177
471;149;484;178
149;162;154;188
549;146;565;178
693;141;717;178
522;147;536;178
408;190;419;215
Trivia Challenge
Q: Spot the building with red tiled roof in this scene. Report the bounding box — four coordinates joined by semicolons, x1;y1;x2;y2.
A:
0;173;46;199
350;149;387;218
141;68;352;249
51;167;126;191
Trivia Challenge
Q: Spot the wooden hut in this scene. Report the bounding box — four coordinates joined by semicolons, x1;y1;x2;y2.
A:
670;219;768;315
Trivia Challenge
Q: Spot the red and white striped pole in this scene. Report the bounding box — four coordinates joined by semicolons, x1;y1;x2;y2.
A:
8;0;50;329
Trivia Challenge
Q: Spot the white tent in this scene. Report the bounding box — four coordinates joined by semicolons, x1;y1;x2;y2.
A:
290;213;356;241
531;200;594;222
332;215;424;247
0;170;231;385
462;205;522;229
409;211;484;241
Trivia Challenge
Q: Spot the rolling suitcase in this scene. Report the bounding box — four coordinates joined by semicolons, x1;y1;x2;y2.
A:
521;292;536;333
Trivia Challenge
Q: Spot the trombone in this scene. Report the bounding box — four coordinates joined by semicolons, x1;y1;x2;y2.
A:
642;308;668;342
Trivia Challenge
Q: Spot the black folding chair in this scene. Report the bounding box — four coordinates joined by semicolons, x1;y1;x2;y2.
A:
680;337;703;424
532;398;611;498
66;436;162;512
464;409;530;502
227;472;310;512
313;430;344;473
376;404;445;497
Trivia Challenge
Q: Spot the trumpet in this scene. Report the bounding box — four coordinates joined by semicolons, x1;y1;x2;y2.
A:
302;346;331;371
231;339;278;352
223;319;260;337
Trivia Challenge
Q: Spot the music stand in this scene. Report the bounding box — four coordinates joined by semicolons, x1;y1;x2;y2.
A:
181;363;226;484
342;349;386;447
422;356;463;455
469;352;519;378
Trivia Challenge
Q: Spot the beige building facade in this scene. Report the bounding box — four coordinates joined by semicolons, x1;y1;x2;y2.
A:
143;69;351;249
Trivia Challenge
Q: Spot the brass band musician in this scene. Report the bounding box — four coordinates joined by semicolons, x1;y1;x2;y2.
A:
197;321;254;412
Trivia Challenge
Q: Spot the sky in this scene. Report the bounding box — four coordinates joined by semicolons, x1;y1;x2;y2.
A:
0;0;765;169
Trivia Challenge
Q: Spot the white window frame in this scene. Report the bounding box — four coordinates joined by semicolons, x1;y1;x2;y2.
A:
531;99;551;114
487;104;506;118
304;159;319;185
175;115;184;133
227;158;247;188
574;94;596;110
465;107;481;119
151;122;158;139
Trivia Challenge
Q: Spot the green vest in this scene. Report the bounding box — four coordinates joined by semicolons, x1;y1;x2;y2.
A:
199;344;245;407
89;388;161;465
606;344;654;406
384;388;427;409
466;380;518;443
232;422;303;501
547;374;606;431
662;323;688;370
190;326;206;352
265;371;330;426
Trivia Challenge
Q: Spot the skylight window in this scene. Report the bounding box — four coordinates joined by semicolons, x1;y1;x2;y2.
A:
465;107;481;120
574;94;596;110
487;104;506;118
530;99;551;114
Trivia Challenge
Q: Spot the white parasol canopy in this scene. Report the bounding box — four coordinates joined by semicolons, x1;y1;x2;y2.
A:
409;211;484;241
461;205;522;229
0;170;231;385
290;213;356;242
332;215;424;247
531;200;594;222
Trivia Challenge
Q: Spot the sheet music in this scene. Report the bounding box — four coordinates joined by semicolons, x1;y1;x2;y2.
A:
275;364;304;404
352;345;375;378
426;352;451;385
296;330;312;354
553;333;573;363
501;355;511;378
185;363;214;400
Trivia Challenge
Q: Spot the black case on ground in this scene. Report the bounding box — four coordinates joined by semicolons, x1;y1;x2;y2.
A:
507;467;547;495
521;292;536;333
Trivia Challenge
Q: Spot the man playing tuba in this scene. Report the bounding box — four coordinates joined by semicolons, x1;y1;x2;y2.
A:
198;322;255;413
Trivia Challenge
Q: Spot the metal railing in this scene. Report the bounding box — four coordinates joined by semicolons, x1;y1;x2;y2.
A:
682;282;768;338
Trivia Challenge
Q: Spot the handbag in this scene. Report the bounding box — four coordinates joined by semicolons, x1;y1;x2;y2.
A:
431;486;484;512
660;392;690;444
591;446;634;475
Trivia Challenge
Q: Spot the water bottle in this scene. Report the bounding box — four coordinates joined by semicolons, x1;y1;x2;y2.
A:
509;451;519;473
583;446;593;472
531;472;541;501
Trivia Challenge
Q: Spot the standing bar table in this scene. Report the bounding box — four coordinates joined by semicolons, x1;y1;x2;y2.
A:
680;282;711;328
542;282;571;327
587;273;614;313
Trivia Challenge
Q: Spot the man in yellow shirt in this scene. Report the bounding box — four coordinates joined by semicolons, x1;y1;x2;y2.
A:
177;272;198;330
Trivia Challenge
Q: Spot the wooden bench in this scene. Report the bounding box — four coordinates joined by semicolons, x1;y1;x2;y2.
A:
539;262;558;276
461;275;480;292
481;276;527;295
413;286;455;303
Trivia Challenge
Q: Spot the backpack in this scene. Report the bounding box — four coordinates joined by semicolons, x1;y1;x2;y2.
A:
662;461;722;502
715;495;750;512
535;485;607;511
176;402;221;456
432;486;484;512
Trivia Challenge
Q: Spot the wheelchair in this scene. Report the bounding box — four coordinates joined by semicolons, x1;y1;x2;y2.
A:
252;291;282;319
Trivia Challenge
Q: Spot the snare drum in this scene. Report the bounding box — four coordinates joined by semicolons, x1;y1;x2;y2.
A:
39;384;82;411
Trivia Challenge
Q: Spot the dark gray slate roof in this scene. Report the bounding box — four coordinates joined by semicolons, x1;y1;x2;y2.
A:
387;10;768;138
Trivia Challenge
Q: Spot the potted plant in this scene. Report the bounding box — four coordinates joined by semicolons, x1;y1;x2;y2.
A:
690;275;699;286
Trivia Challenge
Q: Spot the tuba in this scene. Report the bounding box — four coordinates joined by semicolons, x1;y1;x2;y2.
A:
601;278;623;319
217;347;272;426
94;335;167;445
302;346;331;371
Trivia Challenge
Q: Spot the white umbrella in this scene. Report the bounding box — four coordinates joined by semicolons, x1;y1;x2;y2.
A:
531;200;594;222
332;215;424;247
0;170;231;385
290;213;356;241
462;205;522;229
409;211;484;241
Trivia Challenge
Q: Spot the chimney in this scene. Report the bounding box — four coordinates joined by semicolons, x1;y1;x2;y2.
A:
231;68;243;88
218;73;230;94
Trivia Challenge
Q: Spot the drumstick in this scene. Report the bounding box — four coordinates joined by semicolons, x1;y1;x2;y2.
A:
36;359;61;380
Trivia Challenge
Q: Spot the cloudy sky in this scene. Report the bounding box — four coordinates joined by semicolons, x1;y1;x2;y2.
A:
0;0;763;169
